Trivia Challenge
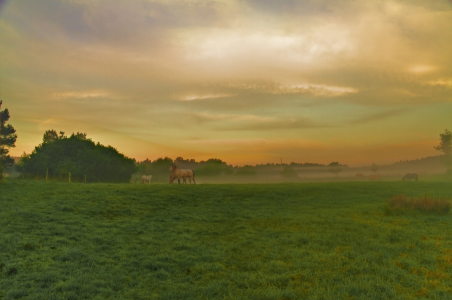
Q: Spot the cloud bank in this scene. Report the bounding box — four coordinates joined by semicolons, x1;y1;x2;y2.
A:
1;0;451;165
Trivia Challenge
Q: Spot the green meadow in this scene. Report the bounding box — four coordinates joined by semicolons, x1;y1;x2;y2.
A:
1;180;452;300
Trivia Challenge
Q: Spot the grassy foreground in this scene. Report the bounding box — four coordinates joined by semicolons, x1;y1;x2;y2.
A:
1;180;452;300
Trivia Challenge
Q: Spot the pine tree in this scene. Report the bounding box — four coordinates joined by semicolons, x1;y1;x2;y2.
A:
0;101;18;167
0;101;17;181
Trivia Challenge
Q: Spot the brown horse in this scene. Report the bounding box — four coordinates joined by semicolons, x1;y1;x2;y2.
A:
169;165;196;184
402;173;418;181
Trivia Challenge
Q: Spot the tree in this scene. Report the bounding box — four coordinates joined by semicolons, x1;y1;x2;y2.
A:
196;158;233;177
234;165;257;176
434;129;452;172
0;101;18;176
280;165;298;178
72;132;88;140
19;131;136;183
328;162;342;176
147;157;174;182
371;163;378;173
43;129;59;143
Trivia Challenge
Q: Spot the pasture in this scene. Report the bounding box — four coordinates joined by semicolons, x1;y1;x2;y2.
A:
1;180;452;300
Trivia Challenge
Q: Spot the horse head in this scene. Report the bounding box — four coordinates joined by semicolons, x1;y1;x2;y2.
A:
169;163;180;171
169;173;175;183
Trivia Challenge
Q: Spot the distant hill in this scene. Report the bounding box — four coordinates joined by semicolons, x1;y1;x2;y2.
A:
350;155;447;175
388;155;445;169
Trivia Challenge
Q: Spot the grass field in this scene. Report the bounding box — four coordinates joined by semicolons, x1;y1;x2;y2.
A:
1;179;452;300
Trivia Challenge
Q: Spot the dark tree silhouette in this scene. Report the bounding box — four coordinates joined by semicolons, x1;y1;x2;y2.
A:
0;101;18;169
43;129;59;143
371;163;378;173
328;162;342;176
434;129;452;172
19;131;136;183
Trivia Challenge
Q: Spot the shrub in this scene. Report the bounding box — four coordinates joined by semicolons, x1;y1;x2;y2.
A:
385;195;451;215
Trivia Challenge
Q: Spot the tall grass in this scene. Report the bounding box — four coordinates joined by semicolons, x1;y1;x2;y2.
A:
386;195;451;215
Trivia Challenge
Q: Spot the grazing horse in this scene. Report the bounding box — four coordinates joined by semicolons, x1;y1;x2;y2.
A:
402;173;418;181
169;165;196;184
141;175;152;184
369;173;380;181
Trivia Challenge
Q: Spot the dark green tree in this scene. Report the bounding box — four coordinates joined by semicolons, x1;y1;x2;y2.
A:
43;129;59;143
149;157;174;182
328;162;342;176
0;101;18;180
19;131;136;183
280;165;298;178
234;165;257;176
434;129;452;173
196;158;233;176
371;163;378;173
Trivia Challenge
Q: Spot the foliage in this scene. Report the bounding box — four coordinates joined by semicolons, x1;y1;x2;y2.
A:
279;164;298;178
434;129;452;171
0;105;17;168
1;180;452;299
327;162;342;175
435;129;452;155
371;163;378;173
18;132;136;182
136;157;173;182
234;165;257;176
195;158;233;177
42;129;59;143
385;195;451;215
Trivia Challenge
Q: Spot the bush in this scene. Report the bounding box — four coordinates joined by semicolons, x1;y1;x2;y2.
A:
385;195;451;215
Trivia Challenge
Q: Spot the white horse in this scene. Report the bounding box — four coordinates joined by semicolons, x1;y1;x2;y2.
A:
141;175;152;184
169;165;195;184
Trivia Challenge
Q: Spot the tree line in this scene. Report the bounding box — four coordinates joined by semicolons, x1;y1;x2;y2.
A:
1;99;451;182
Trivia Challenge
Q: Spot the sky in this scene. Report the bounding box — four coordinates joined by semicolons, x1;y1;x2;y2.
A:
0;0;451;166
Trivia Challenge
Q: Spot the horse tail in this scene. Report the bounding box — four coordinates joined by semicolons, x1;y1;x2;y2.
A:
192;170;196;185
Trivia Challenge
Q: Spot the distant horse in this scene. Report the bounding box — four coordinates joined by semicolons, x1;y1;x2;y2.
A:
169;165;196;184
402;173;418;181
141;175;152;184
369;173;380;181
355;173;365;178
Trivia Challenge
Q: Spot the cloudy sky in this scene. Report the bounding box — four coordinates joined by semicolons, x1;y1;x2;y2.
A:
1;0;451;166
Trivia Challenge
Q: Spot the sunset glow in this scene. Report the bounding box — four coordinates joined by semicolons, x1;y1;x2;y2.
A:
1;0;451;166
